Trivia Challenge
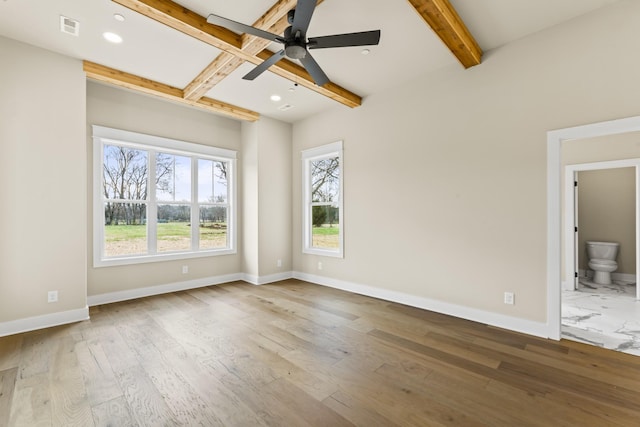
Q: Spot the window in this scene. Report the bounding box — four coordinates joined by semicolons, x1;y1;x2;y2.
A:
93;126;236;266
302;141;343;257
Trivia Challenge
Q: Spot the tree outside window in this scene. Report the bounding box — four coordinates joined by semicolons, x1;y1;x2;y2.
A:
302;141;343;257
94;126;236;266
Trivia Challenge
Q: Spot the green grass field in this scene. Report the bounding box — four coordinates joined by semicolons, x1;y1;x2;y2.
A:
104;222;227;256
104;222;337;254
105;222;227;240
312;224;340;249
312;225;339;236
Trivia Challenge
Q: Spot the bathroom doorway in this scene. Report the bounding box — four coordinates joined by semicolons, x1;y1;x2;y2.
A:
562;159;640;355
548;116;640;347
564;159;640;299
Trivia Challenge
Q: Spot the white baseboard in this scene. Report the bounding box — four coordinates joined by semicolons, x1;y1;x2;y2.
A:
87;273;244;306
6;271;551;339
0;307;89;338
243;271;294;285
293;271;550;339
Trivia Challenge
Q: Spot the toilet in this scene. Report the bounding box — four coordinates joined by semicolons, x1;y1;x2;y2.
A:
586;241;619;285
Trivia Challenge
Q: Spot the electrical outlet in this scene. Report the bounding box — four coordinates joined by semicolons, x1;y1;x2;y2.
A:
48;291;58;303
277;259;282;268
182;265;188;274
318;261;323;270
504;292;515;305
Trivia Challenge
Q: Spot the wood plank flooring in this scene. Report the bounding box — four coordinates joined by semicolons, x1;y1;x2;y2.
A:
1;279;640;426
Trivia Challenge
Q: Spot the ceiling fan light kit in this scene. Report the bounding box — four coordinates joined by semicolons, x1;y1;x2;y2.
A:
206;0;380;87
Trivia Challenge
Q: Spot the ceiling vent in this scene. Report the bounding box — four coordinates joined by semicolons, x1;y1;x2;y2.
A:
60;16;80;36
278;104;294;111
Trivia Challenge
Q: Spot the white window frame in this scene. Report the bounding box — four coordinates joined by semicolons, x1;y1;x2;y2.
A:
92;125;237;267
302;141;344;258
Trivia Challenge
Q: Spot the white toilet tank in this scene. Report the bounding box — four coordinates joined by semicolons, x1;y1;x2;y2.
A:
586;241;619;260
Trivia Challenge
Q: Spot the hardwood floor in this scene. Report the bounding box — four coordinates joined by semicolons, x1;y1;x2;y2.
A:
1;279;640;426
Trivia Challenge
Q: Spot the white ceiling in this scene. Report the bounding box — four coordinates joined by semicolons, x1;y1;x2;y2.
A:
0;0;622;123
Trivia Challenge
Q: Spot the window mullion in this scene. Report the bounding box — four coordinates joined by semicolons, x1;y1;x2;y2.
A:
148;150;157;255
191;157;199;251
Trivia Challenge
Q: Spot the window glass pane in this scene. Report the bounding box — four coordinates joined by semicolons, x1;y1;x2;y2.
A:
157;204;191;252
104;202;147;257
311;205;340;249
103;145;148;200
199;206;228;249
311;157;340;202
198;160;228;203
157;154;191;202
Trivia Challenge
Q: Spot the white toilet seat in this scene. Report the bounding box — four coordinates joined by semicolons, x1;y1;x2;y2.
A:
588;258;617;270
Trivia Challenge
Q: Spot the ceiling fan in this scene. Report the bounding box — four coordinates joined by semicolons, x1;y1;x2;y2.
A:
206;0;381;86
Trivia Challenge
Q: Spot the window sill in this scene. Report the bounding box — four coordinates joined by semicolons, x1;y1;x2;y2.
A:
302;248;344;258
93;248;236;268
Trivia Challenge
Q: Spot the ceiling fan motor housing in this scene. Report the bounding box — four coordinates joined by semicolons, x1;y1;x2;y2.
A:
283;25;307;59
285;42;307;59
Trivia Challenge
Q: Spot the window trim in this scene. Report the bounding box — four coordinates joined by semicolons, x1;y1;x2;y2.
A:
92;125;237;267
302;140;344;258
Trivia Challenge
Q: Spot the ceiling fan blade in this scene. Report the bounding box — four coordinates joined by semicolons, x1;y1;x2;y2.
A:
308;30;381;49
243;50;286;80
291;0;317;36
299;52;329;86
207;14;283;43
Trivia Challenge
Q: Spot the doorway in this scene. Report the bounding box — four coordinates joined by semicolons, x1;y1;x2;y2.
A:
547;116;640;342
563;160;639;298
561;161;640;355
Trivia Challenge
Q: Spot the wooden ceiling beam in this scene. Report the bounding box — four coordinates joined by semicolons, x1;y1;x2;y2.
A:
112;0;361;108
83;61;260;122
407;0;482;68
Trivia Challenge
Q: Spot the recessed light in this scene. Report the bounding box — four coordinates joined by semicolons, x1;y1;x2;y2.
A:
361;48;371;55
113;13;125;22
270;94;281;102
103;32;123;43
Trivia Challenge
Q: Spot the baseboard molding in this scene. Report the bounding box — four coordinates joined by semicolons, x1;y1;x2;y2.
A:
87;273;244;306
8;271;550;339
243;271;294;285
293;271;550;339
0;307;89;338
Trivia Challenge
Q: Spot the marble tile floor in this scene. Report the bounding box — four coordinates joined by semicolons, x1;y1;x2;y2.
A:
562;279;640;356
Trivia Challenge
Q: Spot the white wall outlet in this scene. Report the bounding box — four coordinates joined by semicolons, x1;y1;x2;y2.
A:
182;265;189;274
318;261;323;270
504;292;515;305
277;259;282;268
48;290;58;303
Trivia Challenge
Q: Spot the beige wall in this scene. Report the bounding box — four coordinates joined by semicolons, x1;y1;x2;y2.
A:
86;82;243;296
292;0;640;323
563;131;640;164
241;121;259;277
257;118;293;276
241;118;293;279
0;37;87;322
577;168;635;274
